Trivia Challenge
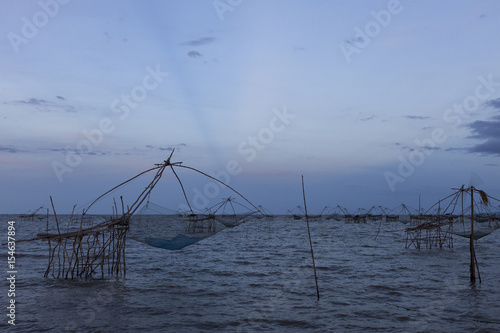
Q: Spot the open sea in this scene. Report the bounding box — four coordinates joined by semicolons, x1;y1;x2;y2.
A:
1;214;500;332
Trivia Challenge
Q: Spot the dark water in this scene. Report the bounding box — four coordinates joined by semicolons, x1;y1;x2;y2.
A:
1;215;500;332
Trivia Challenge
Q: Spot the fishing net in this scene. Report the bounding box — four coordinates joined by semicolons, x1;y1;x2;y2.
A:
208;197;258;228
128;202;226;250
128;199;258;250
452;218;500;240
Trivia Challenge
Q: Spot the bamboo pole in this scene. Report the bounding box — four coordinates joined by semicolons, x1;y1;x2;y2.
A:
302;175;320;300
122;226;127;276
50;196;64;278
176;164;263;215
45;209;51;278
470;186;476;284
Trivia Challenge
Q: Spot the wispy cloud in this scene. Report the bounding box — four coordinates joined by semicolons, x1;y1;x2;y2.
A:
8;97;76;113
180;37;215;46
16;97;48;105
393;142;411;151
444;147;464;152
145;143;186;152
1;143;189;157
360;115;376;122
187;51;203;58
393;142;440;153
0;145;134;157
0;146;24;153
404;115;431;120
47;148;131;156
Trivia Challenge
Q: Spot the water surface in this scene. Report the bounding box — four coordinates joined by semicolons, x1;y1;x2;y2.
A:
2;215;499;332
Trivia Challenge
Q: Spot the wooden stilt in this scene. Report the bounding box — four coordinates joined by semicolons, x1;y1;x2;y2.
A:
302;175;320;300
470;186;476;284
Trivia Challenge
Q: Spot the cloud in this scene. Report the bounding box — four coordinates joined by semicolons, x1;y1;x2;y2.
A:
49;149;131;156
187;51;203;58
360;115;376;121
421;146;440;151
466;117;500;155
47;149;131;156
467;140;500;155
10;97;76;113
0;144;135;157
444;147;465;152
468;119;500;140
145;144;186;151
1;142;188;157
485;98;500;109
0;146;23;153
393;143;413;151
393;142;440;153
180;37;215;46
179;37;214;60
404;115;431;120
46;148;130;156
16;98;49;105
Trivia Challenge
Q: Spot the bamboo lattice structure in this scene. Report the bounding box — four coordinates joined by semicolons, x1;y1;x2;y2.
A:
21;156;172;279
42;209;129;279
405;215;454;249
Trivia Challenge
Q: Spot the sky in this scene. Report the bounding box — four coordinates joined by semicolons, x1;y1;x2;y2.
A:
1;0;500;215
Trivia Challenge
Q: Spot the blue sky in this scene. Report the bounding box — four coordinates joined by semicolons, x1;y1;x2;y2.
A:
1;0;500;214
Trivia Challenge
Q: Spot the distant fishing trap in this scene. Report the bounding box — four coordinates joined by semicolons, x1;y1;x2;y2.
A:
404;185;500;284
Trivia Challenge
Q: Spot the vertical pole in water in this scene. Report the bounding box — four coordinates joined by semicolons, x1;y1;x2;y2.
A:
302;175;320;300
470;186;475;284
418;194;421;215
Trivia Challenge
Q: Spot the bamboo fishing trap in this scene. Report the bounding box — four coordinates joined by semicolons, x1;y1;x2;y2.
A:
405;186;500;250
18;152;262;279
